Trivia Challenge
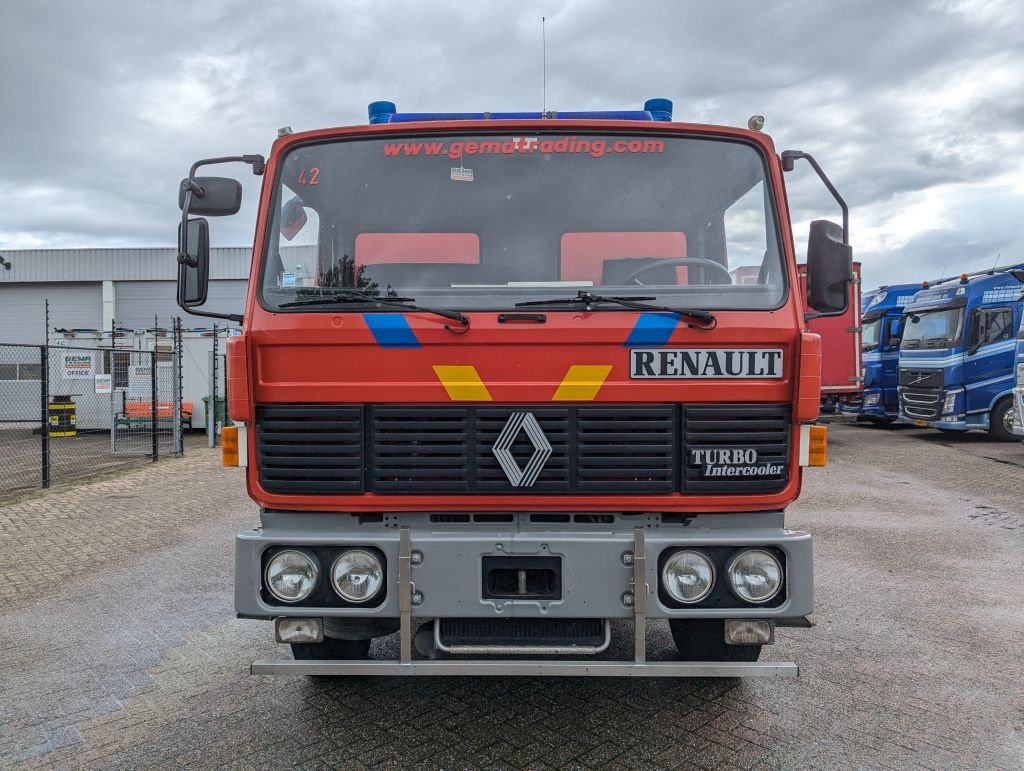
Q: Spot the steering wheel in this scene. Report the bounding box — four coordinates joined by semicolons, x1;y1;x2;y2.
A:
622;257;733;286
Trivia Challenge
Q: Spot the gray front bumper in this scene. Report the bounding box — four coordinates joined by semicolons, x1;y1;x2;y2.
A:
236;511;813;621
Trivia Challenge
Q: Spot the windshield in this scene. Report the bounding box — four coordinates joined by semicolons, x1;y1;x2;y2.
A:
862;316;882;351
902;307;963;349
259;132;786;312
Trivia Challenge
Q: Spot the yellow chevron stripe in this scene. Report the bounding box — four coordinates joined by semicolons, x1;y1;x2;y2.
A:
552;364;613;401
433;365;493;401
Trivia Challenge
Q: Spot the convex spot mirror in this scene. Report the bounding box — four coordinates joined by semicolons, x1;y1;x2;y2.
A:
177;218;209;307
806;220;853;314
178;176;242;216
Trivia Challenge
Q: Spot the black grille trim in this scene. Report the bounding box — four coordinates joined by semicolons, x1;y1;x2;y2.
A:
257;405;364;494
900;368;943;388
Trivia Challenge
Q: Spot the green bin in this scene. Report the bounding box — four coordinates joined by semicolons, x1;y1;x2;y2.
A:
202;396;231;430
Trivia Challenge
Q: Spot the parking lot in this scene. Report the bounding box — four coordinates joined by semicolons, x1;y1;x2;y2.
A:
1;420;1022;768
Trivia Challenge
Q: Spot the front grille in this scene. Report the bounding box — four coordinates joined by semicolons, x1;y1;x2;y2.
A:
377;406;675;494
900;368;943;388
255;403;792;496
900;389;941;419
256;405;363;494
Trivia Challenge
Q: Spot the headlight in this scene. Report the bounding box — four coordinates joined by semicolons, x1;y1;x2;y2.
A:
331;549;384;602
942;392;957;415
661;550;714;604
1017;362;1024;384
863;392;880;407
727;550;783;603
265;549;319;603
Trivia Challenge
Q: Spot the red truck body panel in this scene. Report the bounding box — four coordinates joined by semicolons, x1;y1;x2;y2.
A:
798;262;861;394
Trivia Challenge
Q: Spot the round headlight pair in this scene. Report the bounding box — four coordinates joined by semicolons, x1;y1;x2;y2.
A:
661;549;783;605
264;548;384;604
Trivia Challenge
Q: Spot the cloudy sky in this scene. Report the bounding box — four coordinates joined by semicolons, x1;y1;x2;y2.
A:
1;0;1021;288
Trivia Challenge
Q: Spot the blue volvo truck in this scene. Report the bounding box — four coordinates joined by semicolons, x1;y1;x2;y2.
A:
854;283;920;423
1013;316;1024;439
898;265;1024;440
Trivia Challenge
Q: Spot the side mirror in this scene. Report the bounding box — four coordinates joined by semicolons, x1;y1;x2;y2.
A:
806;220;853;314
178;176;242;216
177;218;209;308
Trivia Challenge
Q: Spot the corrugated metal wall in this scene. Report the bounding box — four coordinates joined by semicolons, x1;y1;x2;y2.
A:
113;280;248;328
0;247;252;283
0;283;103;345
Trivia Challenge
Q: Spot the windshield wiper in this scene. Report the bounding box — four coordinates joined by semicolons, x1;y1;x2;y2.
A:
515;290;714;324
278;289;469;327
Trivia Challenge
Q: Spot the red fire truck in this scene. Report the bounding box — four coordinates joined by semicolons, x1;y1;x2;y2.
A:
176;98;851;677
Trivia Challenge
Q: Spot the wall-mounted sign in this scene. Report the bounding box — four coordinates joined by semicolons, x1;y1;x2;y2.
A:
62;353;94;379
95;374;112;394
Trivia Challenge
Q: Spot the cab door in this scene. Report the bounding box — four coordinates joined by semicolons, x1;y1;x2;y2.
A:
964;306;1016;415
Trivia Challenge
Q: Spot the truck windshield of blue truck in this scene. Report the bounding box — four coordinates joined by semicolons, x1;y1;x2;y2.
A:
258;133;787;312
901;308;963;349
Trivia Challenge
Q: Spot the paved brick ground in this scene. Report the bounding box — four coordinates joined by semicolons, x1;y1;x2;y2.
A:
1;422;1022;768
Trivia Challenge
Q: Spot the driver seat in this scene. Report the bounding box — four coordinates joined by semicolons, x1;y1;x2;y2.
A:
560;231;688;286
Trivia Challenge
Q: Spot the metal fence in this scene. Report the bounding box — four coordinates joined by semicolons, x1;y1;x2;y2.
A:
0;330;183;495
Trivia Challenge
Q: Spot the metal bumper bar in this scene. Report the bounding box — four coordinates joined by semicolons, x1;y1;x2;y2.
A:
252;527;800;678
250;659;798;677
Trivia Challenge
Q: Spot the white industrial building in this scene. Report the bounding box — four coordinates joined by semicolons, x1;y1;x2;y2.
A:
0;246;251;341
0;247;252;432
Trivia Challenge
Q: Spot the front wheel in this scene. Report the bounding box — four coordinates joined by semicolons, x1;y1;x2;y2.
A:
988;398;1015;442
290;637;371;661
669;620;761;662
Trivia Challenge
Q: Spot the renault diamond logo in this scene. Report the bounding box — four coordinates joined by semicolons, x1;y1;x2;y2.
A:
492;412;552;488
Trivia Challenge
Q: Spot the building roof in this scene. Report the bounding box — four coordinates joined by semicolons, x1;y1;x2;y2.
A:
0;246;254;283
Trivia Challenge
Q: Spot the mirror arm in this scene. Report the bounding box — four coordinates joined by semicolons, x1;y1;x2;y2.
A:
182;307;244;324
781;150;849;244
176;154;263;325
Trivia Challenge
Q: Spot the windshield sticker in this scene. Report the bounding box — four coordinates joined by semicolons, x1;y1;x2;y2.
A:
280;271;296;288
384;136;665;160
630;348;783;379
690;448;784;478
451;165;474;182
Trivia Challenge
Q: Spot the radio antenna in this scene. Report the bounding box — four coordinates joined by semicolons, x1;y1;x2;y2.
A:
542;16;547;115
991;251;1001;272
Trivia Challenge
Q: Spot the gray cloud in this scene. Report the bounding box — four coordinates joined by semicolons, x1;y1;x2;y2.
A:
1;0;1021;289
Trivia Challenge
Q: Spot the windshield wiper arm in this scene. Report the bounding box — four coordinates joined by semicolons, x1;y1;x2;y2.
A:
515;290;714;324
278;289;469;327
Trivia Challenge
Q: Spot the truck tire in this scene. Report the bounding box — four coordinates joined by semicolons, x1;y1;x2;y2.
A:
988;398;1015;442
668;620;761;662
290;637;371;661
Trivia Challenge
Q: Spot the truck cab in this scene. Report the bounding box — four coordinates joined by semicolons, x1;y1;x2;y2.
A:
1012;312;1024;438
174;99;851;676
854;283;918;423
898;267;1024;440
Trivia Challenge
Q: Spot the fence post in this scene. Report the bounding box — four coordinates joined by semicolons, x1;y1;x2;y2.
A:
208;323;218;448
151;350;159;462
172;317;183;455
40;345;50;489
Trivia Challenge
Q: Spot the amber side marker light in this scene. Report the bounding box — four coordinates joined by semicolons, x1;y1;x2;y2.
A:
221;425;239;467
808;425;828;466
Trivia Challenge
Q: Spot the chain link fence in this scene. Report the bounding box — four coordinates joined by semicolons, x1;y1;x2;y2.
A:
0;326;184;496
